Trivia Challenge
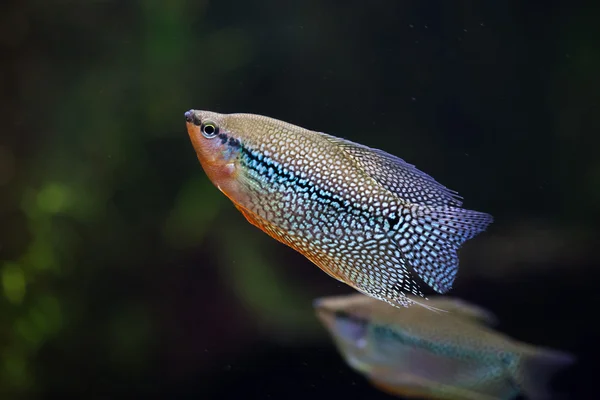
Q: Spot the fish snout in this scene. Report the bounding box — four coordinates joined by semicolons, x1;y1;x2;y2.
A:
313;298;326;309
185;110;201;126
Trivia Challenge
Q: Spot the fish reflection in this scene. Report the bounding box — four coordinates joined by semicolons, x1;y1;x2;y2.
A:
314;293;574;400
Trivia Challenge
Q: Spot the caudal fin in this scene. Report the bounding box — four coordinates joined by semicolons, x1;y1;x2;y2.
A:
517;346;576;400
400;205;493;294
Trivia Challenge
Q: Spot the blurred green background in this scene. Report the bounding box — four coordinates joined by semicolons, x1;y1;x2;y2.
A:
0;0;599;398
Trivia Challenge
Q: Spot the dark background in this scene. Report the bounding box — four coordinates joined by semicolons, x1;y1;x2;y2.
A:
1;0;599;398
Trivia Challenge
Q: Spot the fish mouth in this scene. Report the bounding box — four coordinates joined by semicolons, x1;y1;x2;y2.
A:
313;298;336;326
312;297;327;309
313;298;342;321
313;298;368;329
184;109;201;126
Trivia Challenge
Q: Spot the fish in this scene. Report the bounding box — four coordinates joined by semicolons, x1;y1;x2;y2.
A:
184;110;493;308
314;293;575;400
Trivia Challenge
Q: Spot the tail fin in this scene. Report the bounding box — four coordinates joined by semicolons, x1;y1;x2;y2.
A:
401;205;493;294
517;346;576;400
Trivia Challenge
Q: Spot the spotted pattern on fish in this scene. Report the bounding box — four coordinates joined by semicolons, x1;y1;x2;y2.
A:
185;110;494;308
371;324;517;370
315;293;575;400
323;135;464;208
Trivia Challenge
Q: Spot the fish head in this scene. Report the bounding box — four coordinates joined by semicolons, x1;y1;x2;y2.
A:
314;295;371;347
185;109;246;197
315;295;387;375
185;109;313;209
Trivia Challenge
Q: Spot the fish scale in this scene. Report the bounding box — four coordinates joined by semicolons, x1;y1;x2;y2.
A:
185;110;493;308
240;161;424;303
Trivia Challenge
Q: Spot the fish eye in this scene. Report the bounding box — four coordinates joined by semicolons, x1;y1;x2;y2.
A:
201;121;218;138
334;311;368;343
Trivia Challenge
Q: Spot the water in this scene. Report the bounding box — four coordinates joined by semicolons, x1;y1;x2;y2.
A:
1;0;597;398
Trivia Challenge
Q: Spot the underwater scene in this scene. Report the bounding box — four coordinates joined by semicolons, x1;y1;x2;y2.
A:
1;1;598;399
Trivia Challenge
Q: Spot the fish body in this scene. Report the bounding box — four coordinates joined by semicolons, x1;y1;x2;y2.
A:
184;110;493;308
314;293;575;400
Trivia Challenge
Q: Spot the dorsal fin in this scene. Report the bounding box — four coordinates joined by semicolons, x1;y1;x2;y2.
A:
322;134;464;207
409;296;498;326
322;133;492;294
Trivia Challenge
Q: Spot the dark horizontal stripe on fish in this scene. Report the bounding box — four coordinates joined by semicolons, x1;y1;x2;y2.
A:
239;145;404;230
372;325;514;365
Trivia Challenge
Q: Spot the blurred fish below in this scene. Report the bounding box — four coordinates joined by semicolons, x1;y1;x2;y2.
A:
314;293;575;400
